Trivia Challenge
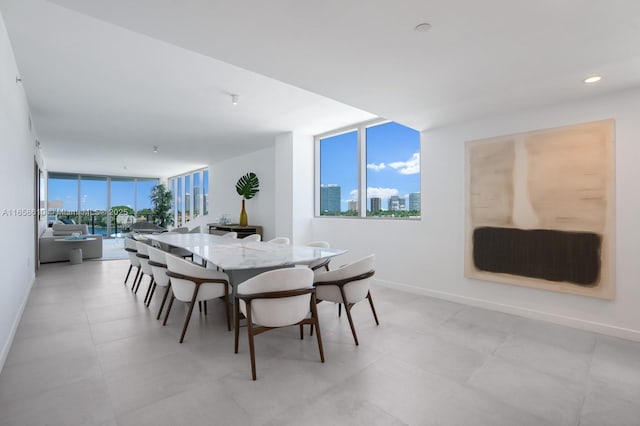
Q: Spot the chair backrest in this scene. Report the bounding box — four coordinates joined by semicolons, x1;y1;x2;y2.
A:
237;267;313;327
267;237;290;245
188;226;201;233
165;255;229;302
243;234;261;242
222;231;238;239
305;241;330;248
124;237;141;266
173;226;189;234
135;241;153;274
146;245;170;286
314;254;375;303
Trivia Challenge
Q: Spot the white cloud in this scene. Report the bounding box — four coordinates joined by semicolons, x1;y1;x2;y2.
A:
366;187;399;200
389;152;420;175
367;162;386;172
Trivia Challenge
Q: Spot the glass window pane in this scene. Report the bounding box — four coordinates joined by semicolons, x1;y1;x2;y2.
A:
184;174;191;223
111;177;135;235
365;122;420;218
319;130;358;216
203;169;209;215
136;179;157;222
47;173;78;225
79;175;108;235
193;172;200;218
177;176;183;226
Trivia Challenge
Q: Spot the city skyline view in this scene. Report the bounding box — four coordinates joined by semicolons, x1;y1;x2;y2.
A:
320;121;421;216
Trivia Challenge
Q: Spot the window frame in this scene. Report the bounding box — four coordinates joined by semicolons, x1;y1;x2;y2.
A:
314;118;421;220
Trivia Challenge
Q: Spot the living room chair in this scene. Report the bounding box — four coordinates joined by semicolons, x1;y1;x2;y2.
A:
313;254;378;346
164;255;232;343
146;245;173;319
243;234;261;242
188;226;201;233
135;241;156;304
305;241;331;271
123;238;141;287
267;237;290;244
234;267;324;380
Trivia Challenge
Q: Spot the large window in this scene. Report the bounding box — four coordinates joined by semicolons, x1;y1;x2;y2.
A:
316;120;420;219
169;168;209;226
47;173;159;236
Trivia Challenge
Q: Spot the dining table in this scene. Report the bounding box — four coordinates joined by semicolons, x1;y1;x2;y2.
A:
142;232;346;291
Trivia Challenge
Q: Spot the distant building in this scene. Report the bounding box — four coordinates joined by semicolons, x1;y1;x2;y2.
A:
370;197;381;212
409;192;421;212
347;200;358;212
388;195;406;211
320;184;341;213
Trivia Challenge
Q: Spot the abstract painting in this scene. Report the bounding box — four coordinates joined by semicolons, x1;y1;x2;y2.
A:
465;119;615;299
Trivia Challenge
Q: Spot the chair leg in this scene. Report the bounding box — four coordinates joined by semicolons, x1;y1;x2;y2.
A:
163;295;175;326
157;285;171;320
179;285;202;343
124;264;133;284
339;287;359;345
224;286;231;331
245;302;258;380
367;291;380;325
143;277;154;305
204;300;208;315
299;324;304;340
133;272;144;294
234;298;240;353
131;267;141;291
145;281;157;307
310;293;325;362
198;301;202;313
338;303;342;317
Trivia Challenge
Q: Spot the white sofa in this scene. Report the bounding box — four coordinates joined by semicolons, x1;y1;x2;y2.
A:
39;224;103;263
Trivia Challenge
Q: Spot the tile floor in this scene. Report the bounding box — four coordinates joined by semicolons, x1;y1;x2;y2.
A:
1;259;639;425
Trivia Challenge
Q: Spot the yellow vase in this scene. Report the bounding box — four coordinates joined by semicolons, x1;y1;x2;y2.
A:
239;199;248;226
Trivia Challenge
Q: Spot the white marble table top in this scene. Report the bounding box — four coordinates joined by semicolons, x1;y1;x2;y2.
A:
143;233;346;270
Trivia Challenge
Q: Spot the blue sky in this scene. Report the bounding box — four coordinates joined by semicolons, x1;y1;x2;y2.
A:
320;121;421;210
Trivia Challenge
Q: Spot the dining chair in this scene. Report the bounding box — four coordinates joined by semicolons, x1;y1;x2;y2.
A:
313;254;378;346
305;241;331;271
164;255;232;343
234;267;324;380
123;237;141;288
188;225;201;233
173;226;189;233
222;231;238;238
267;237;290;244
146;245;172;319
243;234;261;242
135;241;156;304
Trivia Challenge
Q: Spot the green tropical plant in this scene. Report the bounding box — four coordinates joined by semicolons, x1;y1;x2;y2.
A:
150;184;174;228
235;172;260;199
236;172;259;226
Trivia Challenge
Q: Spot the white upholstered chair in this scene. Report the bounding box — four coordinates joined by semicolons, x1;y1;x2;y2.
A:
146;246;172;319
242;234;261;242
305;241;331;271
135;241;156;304
123;238;141;288
165;255;232;343
267;237;290;245
313;254;378;346
234;267;324;380
222;231;238;238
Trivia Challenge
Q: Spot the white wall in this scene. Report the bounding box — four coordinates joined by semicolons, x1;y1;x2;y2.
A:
208;146;276;240
310;88;640;341
0;11;40;370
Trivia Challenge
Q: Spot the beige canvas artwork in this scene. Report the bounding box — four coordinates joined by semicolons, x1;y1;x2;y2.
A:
465;119;615;299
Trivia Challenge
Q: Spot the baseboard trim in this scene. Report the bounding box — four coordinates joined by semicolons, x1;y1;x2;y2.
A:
373;278;640;342
0;273;35;373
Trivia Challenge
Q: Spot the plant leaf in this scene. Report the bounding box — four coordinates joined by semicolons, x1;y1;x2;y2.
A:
236;172;260;199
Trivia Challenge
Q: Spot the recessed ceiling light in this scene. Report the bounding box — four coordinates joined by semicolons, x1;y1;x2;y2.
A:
414;23;431;32
153;146;159;153
584;75;602;84
231;94;239;106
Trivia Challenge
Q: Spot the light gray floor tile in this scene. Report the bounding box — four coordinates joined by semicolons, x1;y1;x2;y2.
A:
2;260;640;426
468;357;585;426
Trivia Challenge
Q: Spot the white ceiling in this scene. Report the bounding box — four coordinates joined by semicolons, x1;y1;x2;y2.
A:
2;0;640;177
